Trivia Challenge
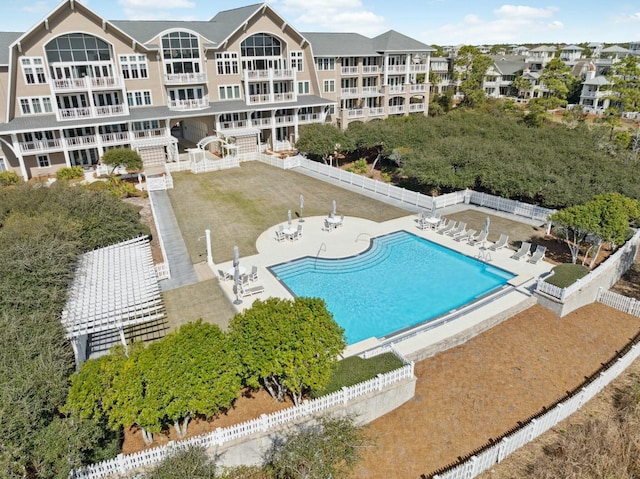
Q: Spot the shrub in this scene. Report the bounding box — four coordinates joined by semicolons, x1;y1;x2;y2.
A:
545;263;589;288
345;158;368;175
56;166;85;181
0;170;20;186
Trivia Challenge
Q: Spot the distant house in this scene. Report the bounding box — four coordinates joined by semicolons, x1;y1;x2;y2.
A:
559;44;584;65
483;55;526;98
578;63;612;114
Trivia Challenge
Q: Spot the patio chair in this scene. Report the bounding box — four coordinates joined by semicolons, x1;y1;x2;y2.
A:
488;234;509;251
240;284;265;297
337;214;345;226
468;230;488;246
511;241;532;260
296;223;303;239
217;269;231;281
323;219;334;232
275;229;286;242
249;265;259;282
437;220;456;235
446;222;467;237
528;245;547;264
454;229;476;242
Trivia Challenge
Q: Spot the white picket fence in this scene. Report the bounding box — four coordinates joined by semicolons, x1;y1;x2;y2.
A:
273;157;555;222
71;347;414;478
536;230;640;301
145;172;173;191
597;289;640;317
190;156;240;173
430;328;640;478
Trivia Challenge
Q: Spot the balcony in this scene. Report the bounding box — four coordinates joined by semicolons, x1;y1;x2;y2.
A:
298;112;321;124
409;64;428;73
18;138;62;154
368;107;385;117
244;69;295;81
64;135;98;149
275;115;295;125
361;86;380;96
388;85;406;94
168;96;209;110
219;120;249;130
164;72;208;84
252;117;273;128
133;129;166;140
362;65;379;74
409;103;425;112
247;92;295;105
341;66;359;75
410;84;427;93
340;87;359;98
95;104;127;116
101;132;130;145
385;65;407;74
346;108;364;119
388;105;406;114
51;76;123;92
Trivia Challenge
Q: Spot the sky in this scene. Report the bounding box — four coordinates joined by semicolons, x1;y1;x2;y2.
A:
1;0;639;46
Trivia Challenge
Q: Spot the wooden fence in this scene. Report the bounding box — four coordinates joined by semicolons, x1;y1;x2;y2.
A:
71;347;414;478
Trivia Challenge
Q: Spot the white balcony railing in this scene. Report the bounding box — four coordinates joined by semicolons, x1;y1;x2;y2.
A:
362;65;379;74
410;84;427;93
388;85;406;94
101;132;130;144
341;66;359;75
164;72;208;84
368;107;385;116
133;128;165;139
361;86;380;95
385;65;407;74
64;135;98;148
244;69;295;81
298;112;320;123
58;107;92;119
388;105;406;114
275;115;295;125
247;92;295;104
18;138;62;153
219;120;248;130
168;96;209;110
94;104;126;117
346;108;364;119
410;64;428;73
253;117;273;127
340;87;359;97
409;103;425;112
51;76;123;92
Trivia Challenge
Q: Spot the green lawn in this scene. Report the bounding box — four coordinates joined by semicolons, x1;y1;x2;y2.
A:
545;263;589;288
167;161;410;264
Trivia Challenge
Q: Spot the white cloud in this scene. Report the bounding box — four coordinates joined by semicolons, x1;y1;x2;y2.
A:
273;0;386;36
21;1;52;14
424;4;566;45
614;12;640;23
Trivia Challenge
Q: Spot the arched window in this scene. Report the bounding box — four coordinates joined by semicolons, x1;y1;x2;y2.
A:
161;31;201;75
45;33;111;63
241;33;281;57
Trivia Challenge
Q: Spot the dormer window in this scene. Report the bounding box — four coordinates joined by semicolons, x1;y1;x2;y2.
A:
161;31;202;75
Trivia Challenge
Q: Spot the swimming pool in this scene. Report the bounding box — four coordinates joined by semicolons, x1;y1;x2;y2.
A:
269;231;514;344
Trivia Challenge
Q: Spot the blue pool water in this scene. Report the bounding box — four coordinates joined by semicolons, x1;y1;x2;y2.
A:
269;231;514;344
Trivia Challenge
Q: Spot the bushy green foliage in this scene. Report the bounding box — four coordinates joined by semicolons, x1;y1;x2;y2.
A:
0;182;151;476
101;147;143;174
345;158;368;175
56;166;85;181
0;170;20;186
142;446;219;479
230;297;346;405
311;353;404;398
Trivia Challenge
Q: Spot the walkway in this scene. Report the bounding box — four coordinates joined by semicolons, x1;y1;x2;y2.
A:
149;190;199;291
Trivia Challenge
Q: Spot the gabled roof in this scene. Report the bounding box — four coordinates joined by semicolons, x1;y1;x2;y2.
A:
112;20;221;47
302;32;379;56
373;30;434;53
490;55;526;75
561;44;583;51
602;45;632;53
0;32;22;64
583;75;611;86
530;45;557;52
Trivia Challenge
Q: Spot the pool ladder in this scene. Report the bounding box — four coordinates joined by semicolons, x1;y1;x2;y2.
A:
314;243;327;270
355;232;372;243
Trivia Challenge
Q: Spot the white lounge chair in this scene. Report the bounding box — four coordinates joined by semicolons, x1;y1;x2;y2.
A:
438;220;457;235
239;284;265;297
528;245;547;264
454;229;476;242
435;219;452;233
447;222;467;237
489;234;509;251
468;230;488;246
511;241;532;260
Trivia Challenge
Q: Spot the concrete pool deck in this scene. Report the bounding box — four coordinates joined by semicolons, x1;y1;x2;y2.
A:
213;212;553;360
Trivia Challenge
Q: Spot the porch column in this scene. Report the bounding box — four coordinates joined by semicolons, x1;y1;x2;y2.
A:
383;54;389;86
271;110;276;150
293;107;300;142
8;134;28;179
405;53;411;85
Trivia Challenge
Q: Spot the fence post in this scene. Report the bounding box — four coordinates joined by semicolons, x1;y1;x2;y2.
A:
497;436;510;462
596;287;603;303
377;373;384;391
342;386;349;404
628;298;637;315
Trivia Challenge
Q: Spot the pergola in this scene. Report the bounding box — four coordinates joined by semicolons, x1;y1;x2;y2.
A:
61;236;165;366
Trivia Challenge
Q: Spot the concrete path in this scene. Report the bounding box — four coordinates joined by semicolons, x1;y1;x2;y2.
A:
149;190;199;291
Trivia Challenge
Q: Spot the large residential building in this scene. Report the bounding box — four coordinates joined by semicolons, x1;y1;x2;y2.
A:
0;0;433;180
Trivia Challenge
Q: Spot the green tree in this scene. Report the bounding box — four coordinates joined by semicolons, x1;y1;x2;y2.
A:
549;204;598;264
605;56;640;113
265;415;369;479
144;321;241;438
230;298;346;406
537;58;578;109
101;147;143;174
511;74;532;99
296;124;348;166
453;46;492;108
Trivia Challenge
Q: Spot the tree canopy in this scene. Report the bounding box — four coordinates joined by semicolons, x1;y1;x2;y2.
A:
101;147;143;174
229;297;346;406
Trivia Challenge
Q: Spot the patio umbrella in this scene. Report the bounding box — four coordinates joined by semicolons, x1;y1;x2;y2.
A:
287;209;292;226
233;245;239;267
483;217;490;235
233;264;242;305
332;199;337;216
299;194;304;222
430;200;437;216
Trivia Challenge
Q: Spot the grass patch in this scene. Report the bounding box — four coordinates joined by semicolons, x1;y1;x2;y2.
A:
311;352;405;398
545;263;589;288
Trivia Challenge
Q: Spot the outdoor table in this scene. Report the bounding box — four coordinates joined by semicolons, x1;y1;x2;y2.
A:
423;217;440;229
326;216;342;225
